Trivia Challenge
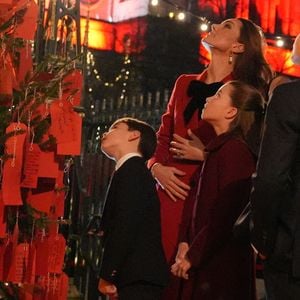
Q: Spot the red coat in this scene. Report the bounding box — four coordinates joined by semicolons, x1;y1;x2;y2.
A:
148;71;231;262
178;132;256;300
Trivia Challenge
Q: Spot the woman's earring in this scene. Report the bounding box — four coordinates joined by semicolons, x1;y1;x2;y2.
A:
228;52;233;64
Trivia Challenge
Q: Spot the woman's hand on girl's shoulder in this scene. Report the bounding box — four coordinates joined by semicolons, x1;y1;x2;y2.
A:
170;129;206;161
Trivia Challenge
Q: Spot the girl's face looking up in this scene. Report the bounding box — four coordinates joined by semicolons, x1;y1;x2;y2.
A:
202;83;238;133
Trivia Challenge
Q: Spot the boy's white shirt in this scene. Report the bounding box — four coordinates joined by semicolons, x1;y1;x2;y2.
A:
115;152;142;171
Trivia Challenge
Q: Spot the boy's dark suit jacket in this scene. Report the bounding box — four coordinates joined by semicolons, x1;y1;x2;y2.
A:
251;80;300;277
99;156;169;288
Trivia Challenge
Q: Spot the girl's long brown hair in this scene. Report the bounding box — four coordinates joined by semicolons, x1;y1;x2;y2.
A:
228;80;265;156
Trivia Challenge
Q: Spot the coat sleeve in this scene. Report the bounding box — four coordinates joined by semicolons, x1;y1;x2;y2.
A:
99;165;152;283
250;83;300;256
148;75;185;168
186;142;255;268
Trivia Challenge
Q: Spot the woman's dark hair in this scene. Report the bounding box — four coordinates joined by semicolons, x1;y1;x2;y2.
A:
234;18;273;97
227;80;265;156
112;117;157;160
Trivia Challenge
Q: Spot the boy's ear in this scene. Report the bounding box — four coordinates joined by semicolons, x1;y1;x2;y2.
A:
232;42;245;54
128;130;141;141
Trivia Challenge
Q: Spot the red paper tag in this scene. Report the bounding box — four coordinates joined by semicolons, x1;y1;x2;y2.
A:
62;69;83;106
2;123;27;205
45;275;59;299
27;190;55;214
21;144;41;188
50;273;68;300
0;192;7;238
0;58;13;96
56;170;64;187
6;223;20;282
3;239;13;281
18;288;33;300
49;100;75;144
0;243;5;281
0;1;13;5
57;112;82;155
7;242;30;283
35;237;49;276
14;0;38;40
38;151;59;178
24;243;36;284
47;234;66;274
43;272;69;300
53;190;65;217
58;273;69;299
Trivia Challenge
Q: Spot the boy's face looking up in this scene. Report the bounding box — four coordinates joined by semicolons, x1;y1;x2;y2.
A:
101;121;140;160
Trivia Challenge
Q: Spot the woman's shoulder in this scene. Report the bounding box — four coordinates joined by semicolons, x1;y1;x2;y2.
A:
175;73;199;84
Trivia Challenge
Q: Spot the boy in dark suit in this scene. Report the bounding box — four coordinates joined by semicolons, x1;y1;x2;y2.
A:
98;117;169;300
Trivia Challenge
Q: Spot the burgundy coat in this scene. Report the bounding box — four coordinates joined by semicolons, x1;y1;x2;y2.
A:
148;71;231;262
178;132;256;300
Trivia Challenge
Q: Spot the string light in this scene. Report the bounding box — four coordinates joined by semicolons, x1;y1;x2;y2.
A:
199;22;209;32
275;37;285;47
177;12;185;21
153;0;293;47
150;0;211;33
168;11;174;19
86;49;132;115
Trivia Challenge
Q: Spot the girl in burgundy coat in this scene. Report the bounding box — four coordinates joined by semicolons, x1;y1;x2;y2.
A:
170;80;264;300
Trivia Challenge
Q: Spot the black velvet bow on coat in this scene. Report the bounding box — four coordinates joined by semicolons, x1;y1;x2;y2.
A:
183;80;224;124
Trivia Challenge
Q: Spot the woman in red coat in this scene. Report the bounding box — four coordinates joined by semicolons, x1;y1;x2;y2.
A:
148;18;272;264
171;80;264;299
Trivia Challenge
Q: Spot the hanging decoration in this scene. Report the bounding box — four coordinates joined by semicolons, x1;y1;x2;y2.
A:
0;0;83;298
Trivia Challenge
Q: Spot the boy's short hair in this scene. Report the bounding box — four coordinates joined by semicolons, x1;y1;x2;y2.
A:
112;117;157;160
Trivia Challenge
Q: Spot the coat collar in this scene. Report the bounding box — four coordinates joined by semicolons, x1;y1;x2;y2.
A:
205;130;243;153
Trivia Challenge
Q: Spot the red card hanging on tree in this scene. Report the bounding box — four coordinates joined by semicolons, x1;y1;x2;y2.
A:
62;69;83;106
6;222;20;282
56;169;64;187
27;190;55;215
21;144;41;189
0;242;6;281
46;273;69;300
47;234;66;274
49;100;74;144
14;0;38;40
49;170;65;217
24;243;36;284
2;123;27;205
53;189;65;218
58;272;69;300
0;1;13;5
35;236;49;276
0;55;13;97
18;288;33;300
38;151;59;178
0;192;7;238
45;275;59;300
3;238;13;281
7;242;30;283
57;111;82;155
